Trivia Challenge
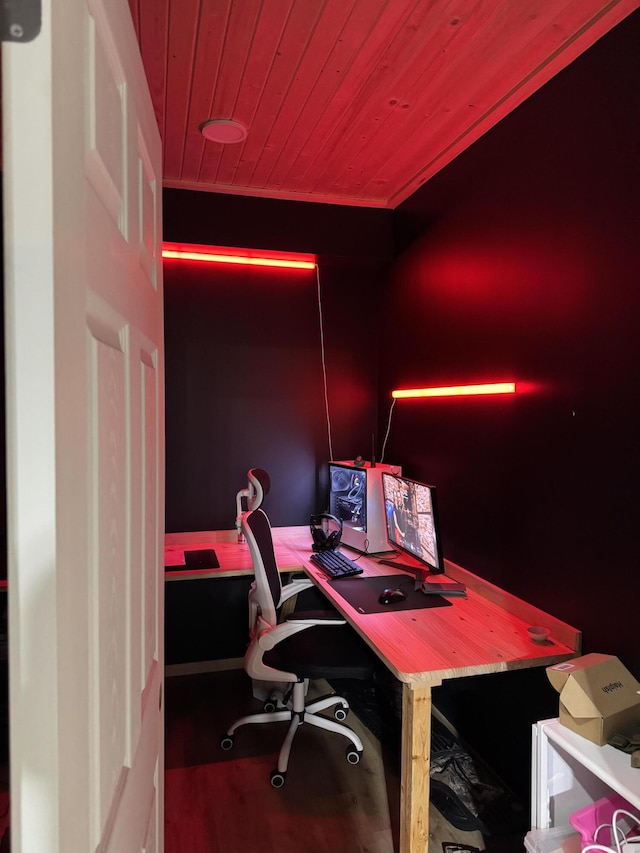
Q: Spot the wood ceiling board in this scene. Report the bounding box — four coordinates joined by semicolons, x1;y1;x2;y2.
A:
280;0;454;196
130;0;640;208
206;0;263;118
178;0;233;183
333;0;594;199
180;0;243;184
308;0;489;199
244;0;364;190
353;0;566;199
214;0;295;187
131;0;169;146
229;1;326;189
200;0;287;185
162;0;201;178
257;0;399;195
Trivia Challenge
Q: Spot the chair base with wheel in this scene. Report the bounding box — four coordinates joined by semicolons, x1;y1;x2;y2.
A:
221;677;364;788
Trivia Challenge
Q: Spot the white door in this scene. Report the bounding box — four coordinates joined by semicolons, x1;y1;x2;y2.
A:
2;0;164;851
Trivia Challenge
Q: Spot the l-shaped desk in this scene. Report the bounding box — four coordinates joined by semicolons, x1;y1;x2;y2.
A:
165;526;581;853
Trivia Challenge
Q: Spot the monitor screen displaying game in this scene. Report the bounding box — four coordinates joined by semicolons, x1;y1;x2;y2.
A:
382;472;444;574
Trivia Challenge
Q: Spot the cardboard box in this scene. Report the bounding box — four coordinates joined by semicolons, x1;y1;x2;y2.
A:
547;653;640;746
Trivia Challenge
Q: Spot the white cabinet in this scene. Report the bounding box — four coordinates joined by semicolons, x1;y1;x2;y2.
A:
531;718;640;831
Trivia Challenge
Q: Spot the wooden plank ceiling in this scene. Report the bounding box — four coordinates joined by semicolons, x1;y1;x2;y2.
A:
127;0;639;209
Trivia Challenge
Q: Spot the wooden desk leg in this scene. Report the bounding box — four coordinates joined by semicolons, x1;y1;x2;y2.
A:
400;683;432;853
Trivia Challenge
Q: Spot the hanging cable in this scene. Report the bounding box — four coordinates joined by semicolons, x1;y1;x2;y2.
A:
379;397;396;463
316;265;333;461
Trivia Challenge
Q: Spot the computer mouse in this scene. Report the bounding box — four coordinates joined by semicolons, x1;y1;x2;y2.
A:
378;587;407;605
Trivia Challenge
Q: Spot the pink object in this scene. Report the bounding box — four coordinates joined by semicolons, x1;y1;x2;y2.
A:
570;793;637;847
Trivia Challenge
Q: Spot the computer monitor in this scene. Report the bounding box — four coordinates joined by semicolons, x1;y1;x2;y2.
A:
382;472;444;577
328;461;401;554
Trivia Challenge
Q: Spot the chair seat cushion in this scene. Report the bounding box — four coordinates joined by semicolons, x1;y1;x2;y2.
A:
264;622;375;681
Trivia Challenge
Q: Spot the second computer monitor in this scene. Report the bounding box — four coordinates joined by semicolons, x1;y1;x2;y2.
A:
382;472;444;575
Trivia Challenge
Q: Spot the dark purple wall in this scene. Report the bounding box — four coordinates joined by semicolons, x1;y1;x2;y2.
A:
388;9;640;668
382;9;640;795
163;192;393;531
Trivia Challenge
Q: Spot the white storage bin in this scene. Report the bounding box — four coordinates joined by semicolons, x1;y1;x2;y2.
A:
524;826;581;853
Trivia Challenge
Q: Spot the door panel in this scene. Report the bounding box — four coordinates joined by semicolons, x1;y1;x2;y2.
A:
2;0;164;851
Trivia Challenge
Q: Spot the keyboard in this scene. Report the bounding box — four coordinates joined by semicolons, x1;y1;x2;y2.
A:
310;549;363;579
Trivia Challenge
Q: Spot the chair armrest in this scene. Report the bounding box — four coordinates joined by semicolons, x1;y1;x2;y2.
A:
279;577;314;604
258;613;345;651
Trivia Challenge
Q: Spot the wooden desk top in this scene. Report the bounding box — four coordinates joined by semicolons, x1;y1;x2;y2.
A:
164;525;580;687
164;526;305;581
274;527;581;688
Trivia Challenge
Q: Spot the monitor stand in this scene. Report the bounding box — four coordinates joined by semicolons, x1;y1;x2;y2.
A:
377;557;430;591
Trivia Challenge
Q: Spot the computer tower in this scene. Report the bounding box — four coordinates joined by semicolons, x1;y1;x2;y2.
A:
328;460;401;554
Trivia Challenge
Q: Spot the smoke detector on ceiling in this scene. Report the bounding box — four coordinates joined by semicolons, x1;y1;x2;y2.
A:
199;119;247;144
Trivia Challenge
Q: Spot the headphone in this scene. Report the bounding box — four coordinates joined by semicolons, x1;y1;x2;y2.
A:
309;513;342;552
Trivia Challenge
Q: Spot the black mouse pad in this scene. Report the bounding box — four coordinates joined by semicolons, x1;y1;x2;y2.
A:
181;548;220;569
329;574;452;614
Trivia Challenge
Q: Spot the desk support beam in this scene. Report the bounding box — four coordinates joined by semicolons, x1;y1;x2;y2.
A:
400;683;432;853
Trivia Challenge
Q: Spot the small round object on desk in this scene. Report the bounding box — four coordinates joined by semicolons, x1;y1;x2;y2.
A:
527;625;551;643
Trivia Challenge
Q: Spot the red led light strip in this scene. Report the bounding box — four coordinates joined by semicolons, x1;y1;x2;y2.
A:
162;244;316;270
392;382;516;399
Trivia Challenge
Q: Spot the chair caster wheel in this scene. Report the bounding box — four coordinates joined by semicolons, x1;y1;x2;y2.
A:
220;735;235;751
270;770;287;788
334;704;348;722
346;747;362;765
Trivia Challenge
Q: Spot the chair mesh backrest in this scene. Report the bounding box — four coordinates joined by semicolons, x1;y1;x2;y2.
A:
243;508;281;625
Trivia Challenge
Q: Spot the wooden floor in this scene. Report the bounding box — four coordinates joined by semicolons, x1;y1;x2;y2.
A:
164;669;523;853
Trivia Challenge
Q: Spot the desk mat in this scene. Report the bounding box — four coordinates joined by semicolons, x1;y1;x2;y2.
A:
329;574;452;614
167;548;220;571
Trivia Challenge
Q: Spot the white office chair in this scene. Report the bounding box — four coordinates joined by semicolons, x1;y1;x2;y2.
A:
220;507;375;787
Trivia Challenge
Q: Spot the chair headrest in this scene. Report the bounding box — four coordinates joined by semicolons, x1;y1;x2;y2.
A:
247;468;270;510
